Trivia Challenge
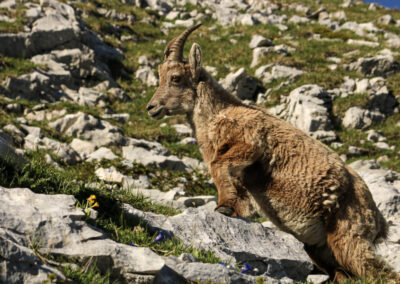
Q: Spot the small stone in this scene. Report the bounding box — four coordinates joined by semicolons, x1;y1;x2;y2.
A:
95;167;126;183
354;78;370;94
374;142;391;150
307;274;330;283
172;124;193;137
179;137;197;145
377;14;394;25
330;142;343;149
249;35;273;49
377;155;389;163
175;19;194;27
348;146;364;156
178;253;198;263
289;15;309;24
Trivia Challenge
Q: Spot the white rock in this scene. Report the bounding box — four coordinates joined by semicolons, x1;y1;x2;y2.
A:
175;19;195;27
342;107;371;129
276;85;336;142
288;15;309;24
255;64;304;84
95;167;125;183
374;142;392;150
135;66;158;86
70;138;96;159
179;137;197;145
219;68;258;100
249;35;273;49
377;14;394;25
367;130;385;142
123;146;187;171
0;187;165;282
347;39;379;47
86;147;118;162
172;124;193;136
354;78;370;94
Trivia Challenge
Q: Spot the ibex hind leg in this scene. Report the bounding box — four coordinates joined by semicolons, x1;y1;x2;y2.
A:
304;243;351;282
326;217;400;283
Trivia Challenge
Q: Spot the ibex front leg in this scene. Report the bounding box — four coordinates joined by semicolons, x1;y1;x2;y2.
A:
210;142;261;218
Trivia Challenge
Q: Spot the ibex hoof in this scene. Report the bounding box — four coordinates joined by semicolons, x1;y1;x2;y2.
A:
215;206;235;216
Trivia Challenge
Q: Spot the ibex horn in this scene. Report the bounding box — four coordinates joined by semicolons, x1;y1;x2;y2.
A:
164;23;202;62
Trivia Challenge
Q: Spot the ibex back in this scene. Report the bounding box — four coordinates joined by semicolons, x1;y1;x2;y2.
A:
146;24;400;283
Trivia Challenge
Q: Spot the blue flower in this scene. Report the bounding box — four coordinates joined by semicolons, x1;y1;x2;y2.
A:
153;231;165;243
240;262;253;274
219;262;227;267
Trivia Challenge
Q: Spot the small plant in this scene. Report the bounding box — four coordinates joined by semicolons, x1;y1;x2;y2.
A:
83;194;100;217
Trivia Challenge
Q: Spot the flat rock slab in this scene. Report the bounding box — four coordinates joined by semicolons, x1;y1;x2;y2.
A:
123;203;313;281
0;187;165;283
156;258;295;284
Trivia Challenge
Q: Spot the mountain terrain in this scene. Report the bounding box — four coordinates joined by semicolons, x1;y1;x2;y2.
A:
1;0;400;283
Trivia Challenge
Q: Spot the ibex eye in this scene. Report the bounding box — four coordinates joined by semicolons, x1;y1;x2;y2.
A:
171;75;181;83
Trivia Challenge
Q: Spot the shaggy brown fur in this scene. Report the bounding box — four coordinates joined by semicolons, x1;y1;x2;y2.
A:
146;25;400;283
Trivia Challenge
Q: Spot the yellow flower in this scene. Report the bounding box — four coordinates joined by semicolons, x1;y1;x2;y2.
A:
92;202;99;208
273;37;278;41
87;195;96;204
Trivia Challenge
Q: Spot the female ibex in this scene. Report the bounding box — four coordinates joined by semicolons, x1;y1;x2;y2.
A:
146;24;400;282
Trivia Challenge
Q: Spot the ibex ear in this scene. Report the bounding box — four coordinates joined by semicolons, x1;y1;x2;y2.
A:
189;43;202;82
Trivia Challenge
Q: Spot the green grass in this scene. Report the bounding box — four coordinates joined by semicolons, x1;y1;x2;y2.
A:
0;3;27;33
61;263;113;284
0;56;37;81
0;152;220;267
332;93;371;118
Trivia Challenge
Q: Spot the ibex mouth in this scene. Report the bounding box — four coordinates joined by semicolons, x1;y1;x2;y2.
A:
148;107;165;120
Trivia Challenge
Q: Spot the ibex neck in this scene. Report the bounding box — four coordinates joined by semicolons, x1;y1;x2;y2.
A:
189;69;243;135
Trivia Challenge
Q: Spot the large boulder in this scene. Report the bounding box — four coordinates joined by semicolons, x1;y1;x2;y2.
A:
124;203;314;281
0;187;166;283
272;85;336;142
30;12;78;54
349;160;400;272
348;54;399;77
49;112;124;147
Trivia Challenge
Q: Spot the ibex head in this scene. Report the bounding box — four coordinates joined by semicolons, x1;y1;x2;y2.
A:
147;24;203;119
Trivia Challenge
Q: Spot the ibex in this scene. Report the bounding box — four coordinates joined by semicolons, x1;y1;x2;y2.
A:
146;24;400;282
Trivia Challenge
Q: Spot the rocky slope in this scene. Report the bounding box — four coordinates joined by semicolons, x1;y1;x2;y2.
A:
0;0;400;283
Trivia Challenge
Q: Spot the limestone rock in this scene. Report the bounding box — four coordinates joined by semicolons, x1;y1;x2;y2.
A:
274;85;336;142
49;112;124;147
123;146;187;171
348;54;399;77
124;204;313;281
95;166;126;183
251;45;293;67
135;66;159;86
350;160;400;223
342;107;384;129
86;147;118;162
172;124;193;137
0;187;165;282
255;64;304;84
70;138;96;159
249;35;273;49
0;137;26;169
219;68;258;100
